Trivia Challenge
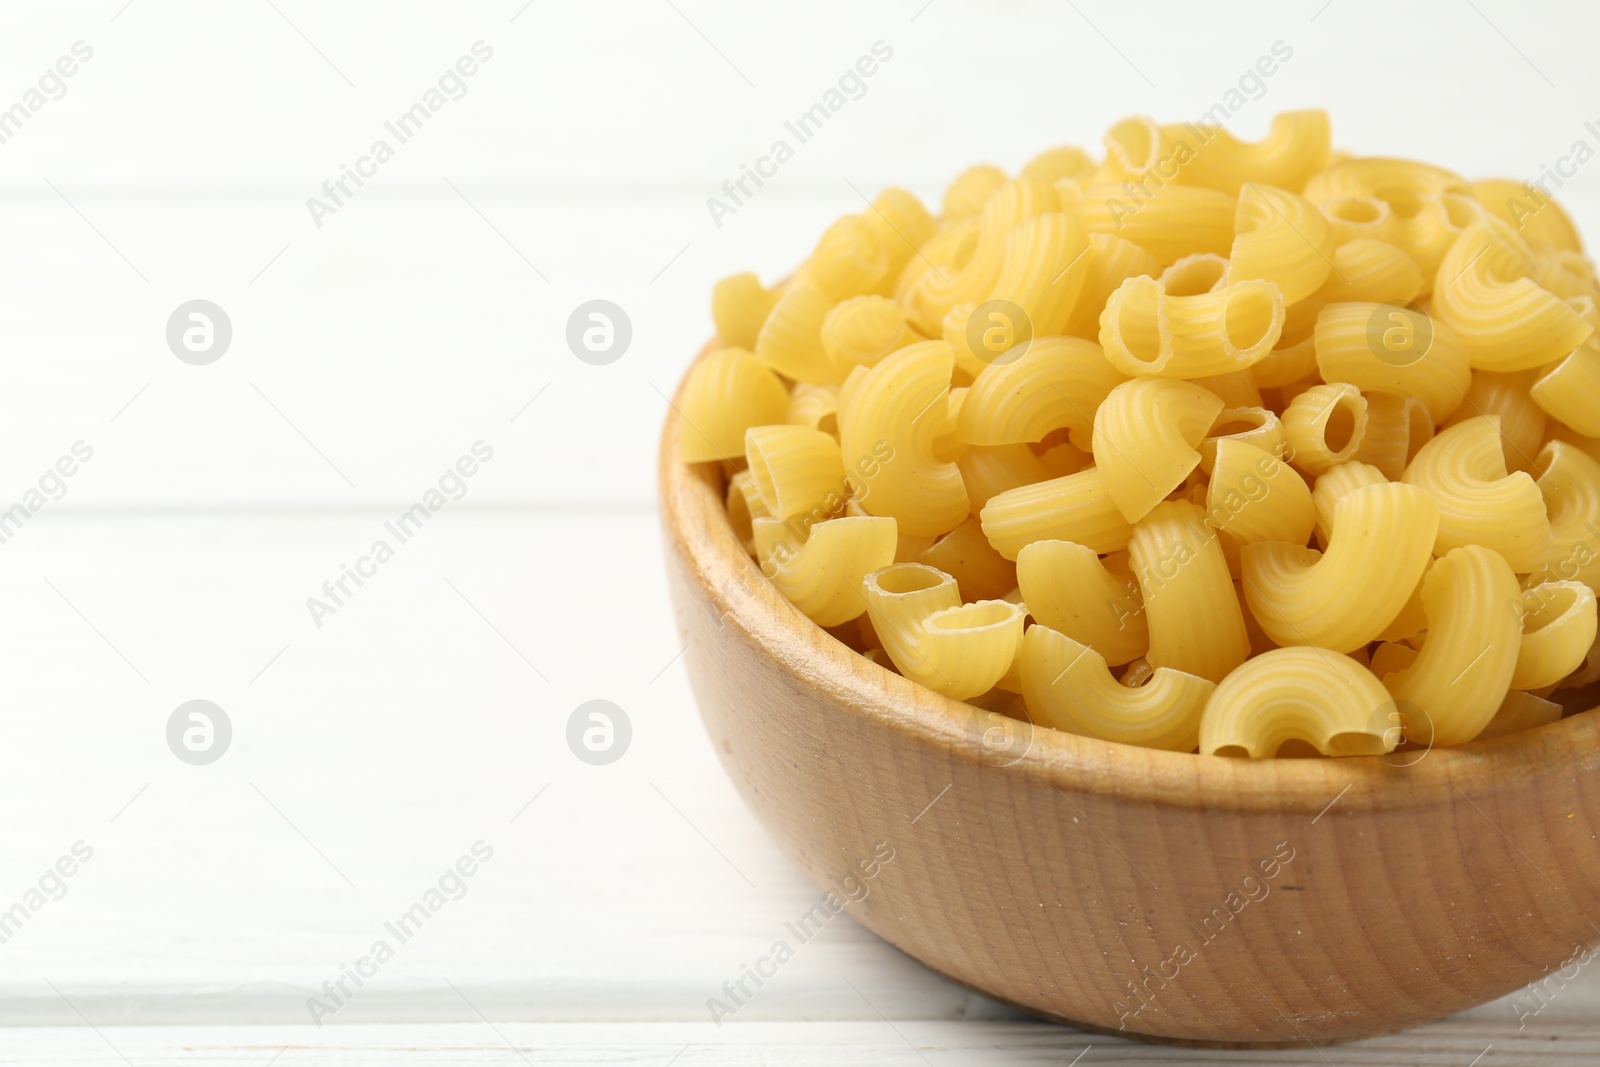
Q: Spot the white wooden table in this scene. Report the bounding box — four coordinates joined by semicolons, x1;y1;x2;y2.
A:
4;1;1600;1062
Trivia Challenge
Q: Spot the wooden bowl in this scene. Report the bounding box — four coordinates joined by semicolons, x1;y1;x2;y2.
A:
658;343;1600;1047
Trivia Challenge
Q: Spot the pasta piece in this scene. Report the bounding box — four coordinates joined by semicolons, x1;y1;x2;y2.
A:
676;347;789;463
958;336;1126;447
1129;500;1250;683
785;383;839;436
1432;217;1593;371
862;563;1024;699
1353;392;1434;480
839;341;968;536
755;281;842;384
942;163;1007;219
1062;234;1164;339
1402;415;1550;574
1098;275;1284;378
1197;406;1284;473
1512;581;1599;690
1529;296;1600;436
1229;182;1336;304
913;178;1057;329
1311;460;1387;548
895;217;978;313
1021;145;1096;185
1382;545;1522;746
1282;382;1368;474
1078;182;1237;264
1092;378;1225;522
1312;302;1470;423
1320;196;1396;245
980;465;1135;559
1440;370;1545;472
725;469;769;553
1376;567;1429;643
1020;625;1212;751
918;516;1018;602
1472;178;1584;254
957;443;1055;516
1199;647;1398;758
1251;335;1319;389
1533;440;1600;589
1189;370;1262;410
1158;253;1228;295
753;515;896;626
1474;689;1563;741
1242;483;1438;652
1304;157;1476;285
987;211;1094;340
821;296;920;374
862;187;937;283
712;273;780;348
1310;239;1424;306
1017;540;1147;665
1369;640;1419;679
800;214;891;300
745;425;846;521
1164;110;1331;194
1206;438;1315;546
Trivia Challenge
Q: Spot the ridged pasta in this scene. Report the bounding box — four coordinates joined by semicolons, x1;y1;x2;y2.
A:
1199;647;1397;758
745;424;846;521
1353;392;1434;480
1099;275;1284;378
861;563;1024;700
1472;178;1584;253
784;383;840;437
1440;370;1545;472
1159;253;1229;295
1062;234;1164;339
1312;239;1425;306
1229;182;1335;304
755;281;842;384
1198;406;1285;473
1281;382;1368;474
1401;415;1550;573
1078;182;1237;264
1512;581;1599;690
919;516;1018;602
862;187;937;283
1529;296;1600;436
980;465;1134;559
942;164;1008;220
800;214;891;301
1533;440;1600;589
676;347;789;463
821;296;920;374
1206;438;1315;546
1310;460;1388;547
1017;539;1147;665
957;443;1056;516
753;515;896;627
712;273;781;348
1165;110;1331;194
1020;624;1212;751
958;337;1125;447
1021;145;1096;185
1312;302;1470;423
1093;378;1225;521
912;178;1057;330
988;211;1093;340
1129;500;1250;683
1382;545;1522;746
1242;483;1438;652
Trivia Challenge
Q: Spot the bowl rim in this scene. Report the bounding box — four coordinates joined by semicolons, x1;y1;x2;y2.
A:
659;338;1600;815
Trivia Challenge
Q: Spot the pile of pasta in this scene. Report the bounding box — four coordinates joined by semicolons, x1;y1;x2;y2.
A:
677;109;1600;758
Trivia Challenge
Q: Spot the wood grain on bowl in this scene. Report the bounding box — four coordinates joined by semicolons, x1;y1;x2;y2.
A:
659;341;1600;1047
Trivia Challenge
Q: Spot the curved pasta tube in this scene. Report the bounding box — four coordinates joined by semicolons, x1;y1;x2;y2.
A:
862;187;937;283
1353;392;1434;480
1198;406;1284;473
861;563;1024;699
784;383;839;437
1533;440;1600;590
957;443;1056;516
1163;110;1331;194
745;425;846;521
958;337;1126;447
1206;438;1315;546
1242;483;1439;652
1158;253;1228;295
1062;234;1164;339
1021;144;1096;185
1440;370;1545;472
896;218;977;312
942;163;1007;220
1020;625;1213;751
1129;500;1250;683
755;280;842;384
800;214;891;301
1401;415;1550;573
821;296;921;374
1472;178;1584;254
1474;688;1563;741
1198;647;1398;758
1191;370;1262;410
1229;183;1336;304
1078;182;1237;264
1432;217;1594;371
1512;581;1599;690
1530;296;1600;436
1383;545;1522;746
1017;540;1147;665
918;516;1018;602
1097;115;1178;182
839;341;969;537
1093;378;1225;522
1312;302;1470;422
1310;460;1387;547
753;516;896;627
1303;157;1476;284
980;465;1134;559
913;179;1057;329
1282;382;1368;474
988;211;1093;340
1319;196;1397;245
725;469;769;553
1099;275;1284;377
712;273;780;348
1311;239;1425;306
1251;335;1319;389
676;347;790;463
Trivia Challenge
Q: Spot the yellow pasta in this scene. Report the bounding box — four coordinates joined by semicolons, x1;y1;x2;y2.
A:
1197;407;1284;473
942;163;1008;220
1251;335;1319;389
755;280;842;384
1078;182;1237;264
725;469;769;553
1242;483;1438;652
987;211;1093;341
980;465;1134;559
1512;581;1599;690
1533;439;1600;589
1529;296;1600;436
958;336;1125;447
1205;438;1315;546
1062;233;1164;339
1281;382;1368;474
1310;460;1388;548
1382;545;1522;746
1304;157;1477;285
1319;196;1397;245
712;273;781;348
1158;253;1228;295
1020;625;1212;751
1472;178;1584;254
862;187;938;282
1092;378;1225;521
1310;239;1425;307
896;217;978;312
745;424;846;521
1098;275;1284;377
1401;415;1550;574
1312;302;1470;423
1129;500;1250;683
754;515;896;627
1353;392;1434;480
1021;145;1096;185
1440;370;1545;472
676;347;790;463
1190;371;1263;411
956;443;1056;516
1229;182;1335;304
1199;647;1398;758
918;516;1018;602
820;296;920;374
784;383;840;436
1165;109;1331;194
1017;539;1147;665
800;214;891;301
861;563;1024;699
1432;216;1594;371
912;178;1057;330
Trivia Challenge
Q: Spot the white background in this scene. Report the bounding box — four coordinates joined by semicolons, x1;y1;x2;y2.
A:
2;1;1599;1063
